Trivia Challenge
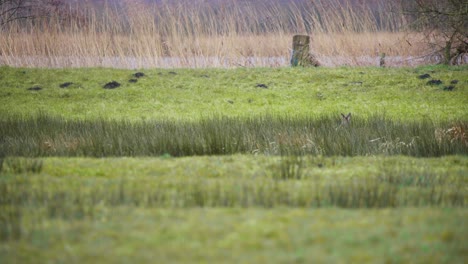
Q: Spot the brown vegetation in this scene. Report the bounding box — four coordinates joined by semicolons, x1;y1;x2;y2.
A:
0;0;461;68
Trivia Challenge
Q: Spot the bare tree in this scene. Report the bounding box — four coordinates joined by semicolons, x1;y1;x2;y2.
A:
401;0;468;65
0;0;64;28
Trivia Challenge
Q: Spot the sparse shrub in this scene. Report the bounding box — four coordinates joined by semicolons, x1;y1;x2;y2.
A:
378;137;418;155
435;122;468;147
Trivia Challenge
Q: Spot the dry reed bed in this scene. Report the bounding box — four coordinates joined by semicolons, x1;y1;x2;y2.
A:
0;0;442;68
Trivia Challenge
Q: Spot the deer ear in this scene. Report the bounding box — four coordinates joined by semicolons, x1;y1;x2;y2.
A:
347;113;351;118
341;113;346;118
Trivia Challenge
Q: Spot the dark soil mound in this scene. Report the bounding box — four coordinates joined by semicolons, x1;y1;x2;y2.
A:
443;86;455;91
59;82;73;88
133;72;145;78
27;86;42;91
426;79;442;86
418;73;431;79
103;81;121;89
451;80;459;84
129;79;138;83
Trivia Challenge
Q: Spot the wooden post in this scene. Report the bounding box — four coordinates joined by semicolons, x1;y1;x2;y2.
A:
291;35;320;67
379;53;386;67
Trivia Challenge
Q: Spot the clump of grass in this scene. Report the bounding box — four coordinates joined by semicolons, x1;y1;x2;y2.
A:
0;206;22;242
1;157;43;174
0;113;466;158
325;180;399;208
272;155;305;180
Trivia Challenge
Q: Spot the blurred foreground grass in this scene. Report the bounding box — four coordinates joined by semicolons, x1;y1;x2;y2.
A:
1;155;466;209
1;155;467;263
1;207;466;263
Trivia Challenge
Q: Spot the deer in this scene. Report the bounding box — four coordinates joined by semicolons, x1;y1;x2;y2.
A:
335;113;351;130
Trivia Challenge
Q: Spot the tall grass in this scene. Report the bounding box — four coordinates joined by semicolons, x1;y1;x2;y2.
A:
1;113;466;157
0;0;436;68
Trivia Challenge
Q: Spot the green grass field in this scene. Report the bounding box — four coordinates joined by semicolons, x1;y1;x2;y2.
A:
1;65;467;120
1;65;467;263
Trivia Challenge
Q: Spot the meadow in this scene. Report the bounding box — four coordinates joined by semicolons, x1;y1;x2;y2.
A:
1;0;467;262
0;65;467;263
1;65;467;120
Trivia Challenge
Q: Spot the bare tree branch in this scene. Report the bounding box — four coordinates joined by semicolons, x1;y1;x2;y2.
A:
401;0;468;64
0;0;65;28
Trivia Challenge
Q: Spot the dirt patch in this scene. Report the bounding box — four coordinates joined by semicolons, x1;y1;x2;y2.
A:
129;79;138;83
256;83;268;89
